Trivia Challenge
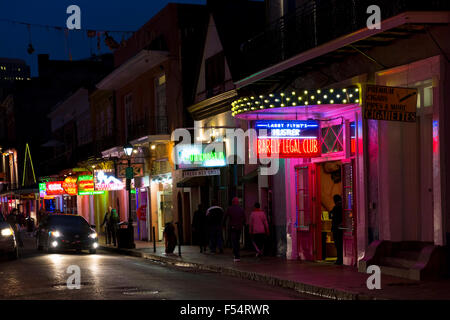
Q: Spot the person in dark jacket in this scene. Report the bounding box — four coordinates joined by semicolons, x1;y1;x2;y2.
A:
192;204;208;253
223;197;246;261
330;194;343;265
109;208;119;246
163;222;177;254
101;206;112;245
206;200;224;254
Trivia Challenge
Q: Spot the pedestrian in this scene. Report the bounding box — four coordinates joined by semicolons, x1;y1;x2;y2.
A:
249;202;269;257
109;208;119;246
7;209;23;247
206;200;224;254
330;194;343;265
163;222;177;254
223;197;245;262
192;204;208;253
101;206;112;245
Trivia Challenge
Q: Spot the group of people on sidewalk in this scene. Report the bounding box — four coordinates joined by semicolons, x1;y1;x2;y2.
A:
192;197;270;262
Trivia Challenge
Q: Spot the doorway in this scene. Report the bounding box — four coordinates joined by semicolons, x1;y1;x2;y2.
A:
295;159;357;265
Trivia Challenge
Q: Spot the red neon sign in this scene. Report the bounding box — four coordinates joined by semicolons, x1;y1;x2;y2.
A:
257;138;321;158
46;181;65;195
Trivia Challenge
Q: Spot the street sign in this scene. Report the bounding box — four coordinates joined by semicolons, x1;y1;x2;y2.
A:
363;85;418;122
125;167;134;179
118;163;144;178
182;169;220;178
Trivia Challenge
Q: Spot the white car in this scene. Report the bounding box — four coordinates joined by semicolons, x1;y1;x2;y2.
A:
0;214;18;260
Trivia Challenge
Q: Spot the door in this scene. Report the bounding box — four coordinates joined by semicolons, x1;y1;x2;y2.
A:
295;164;321;261
342;160;357;266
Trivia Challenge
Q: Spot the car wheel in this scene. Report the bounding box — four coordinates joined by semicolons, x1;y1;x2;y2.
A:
8;248;18;260
89;249;96;254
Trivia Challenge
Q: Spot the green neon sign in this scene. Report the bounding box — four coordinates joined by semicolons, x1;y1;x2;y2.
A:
189;151;225;163
78;191;105;196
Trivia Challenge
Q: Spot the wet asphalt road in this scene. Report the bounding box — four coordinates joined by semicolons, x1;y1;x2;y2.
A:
0;234;321;300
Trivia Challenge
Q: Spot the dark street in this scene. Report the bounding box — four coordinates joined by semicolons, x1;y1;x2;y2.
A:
0;235;320;300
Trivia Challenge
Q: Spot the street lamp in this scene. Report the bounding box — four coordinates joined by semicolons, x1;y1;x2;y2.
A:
123;143;135;249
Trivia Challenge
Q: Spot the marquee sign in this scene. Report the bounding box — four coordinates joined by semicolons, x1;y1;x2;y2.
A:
94;169;124;191
255;120;321;158
175;142;226;169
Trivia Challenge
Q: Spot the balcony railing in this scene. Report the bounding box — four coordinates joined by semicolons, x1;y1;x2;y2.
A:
127;115;169;141
240;0;450;77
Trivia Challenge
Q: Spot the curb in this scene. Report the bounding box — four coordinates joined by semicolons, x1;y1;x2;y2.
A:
100;245;381;300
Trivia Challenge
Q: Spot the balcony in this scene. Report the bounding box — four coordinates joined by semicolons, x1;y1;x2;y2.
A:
127;115;169;142
240;0;450;80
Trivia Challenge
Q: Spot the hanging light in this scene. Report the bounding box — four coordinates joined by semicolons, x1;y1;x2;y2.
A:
123;143;133;157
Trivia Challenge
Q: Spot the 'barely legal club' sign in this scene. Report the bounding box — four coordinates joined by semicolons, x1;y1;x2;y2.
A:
255;120;321;158
364;85;418;122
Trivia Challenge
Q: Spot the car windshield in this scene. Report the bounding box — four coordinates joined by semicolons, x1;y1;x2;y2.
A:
48;215;91;230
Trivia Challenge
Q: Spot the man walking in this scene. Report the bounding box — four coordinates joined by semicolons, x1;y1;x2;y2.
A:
101;206;112;245
109;208;120;246
206;200;224;254
223;197;245;262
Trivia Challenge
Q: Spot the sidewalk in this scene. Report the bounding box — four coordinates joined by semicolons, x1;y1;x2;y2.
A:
100;238;450;300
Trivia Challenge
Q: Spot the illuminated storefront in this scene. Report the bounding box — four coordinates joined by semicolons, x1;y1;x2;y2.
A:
232;85;362;266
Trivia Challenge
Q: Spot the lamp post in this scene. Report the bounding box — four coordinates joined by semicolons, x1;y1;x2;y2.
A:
123;143;135;249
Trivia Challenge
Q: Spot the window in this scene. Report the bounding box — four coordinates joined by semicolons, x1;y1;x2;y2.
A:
205;51;225;92
321;124;344;154
155;74;168;133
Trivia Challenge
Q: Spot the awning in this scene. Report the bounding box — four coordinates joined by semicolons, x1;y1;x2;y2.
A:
239;168;258;184
176;176;209;188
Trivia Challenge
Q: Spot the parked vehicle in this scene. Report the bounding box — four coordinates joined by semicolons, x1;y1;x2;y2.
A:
0;214;18;260
36;214;98;254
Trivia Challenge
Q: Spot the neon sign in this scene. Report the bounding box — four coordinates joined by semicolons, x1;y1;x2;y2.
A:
63;176;78;196
255;120;321;158
39;183;47;197
78;174;95;194
94;169;124;191
175;143;226;169
46;181;65;195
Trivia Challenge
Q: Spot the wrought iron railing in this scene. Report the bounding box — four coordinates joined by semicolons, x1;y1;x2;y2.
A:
240;0;450;77
127;115;169;141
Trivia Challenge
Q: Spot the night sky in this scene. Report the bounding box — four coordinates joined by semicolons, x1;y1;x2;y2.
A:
0;0;206;76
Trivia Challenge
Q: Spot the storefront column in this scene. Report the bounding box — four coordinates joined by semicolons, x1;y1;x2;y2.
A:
285;159;298;260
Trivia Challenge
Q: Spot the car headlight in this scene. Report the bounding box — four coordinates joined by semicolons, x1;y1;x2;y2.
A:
1;228;13;237
50;231;62;238
89;232;98;239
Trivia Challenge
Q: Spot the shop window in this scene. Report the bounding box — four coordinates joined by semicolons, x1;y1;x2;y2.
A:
321;124;343;154
155;74;168;133
423;86;433;108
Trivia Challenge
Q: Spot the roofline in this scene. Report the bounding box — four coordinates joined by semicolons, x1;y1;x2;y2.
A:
235;11;450;89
